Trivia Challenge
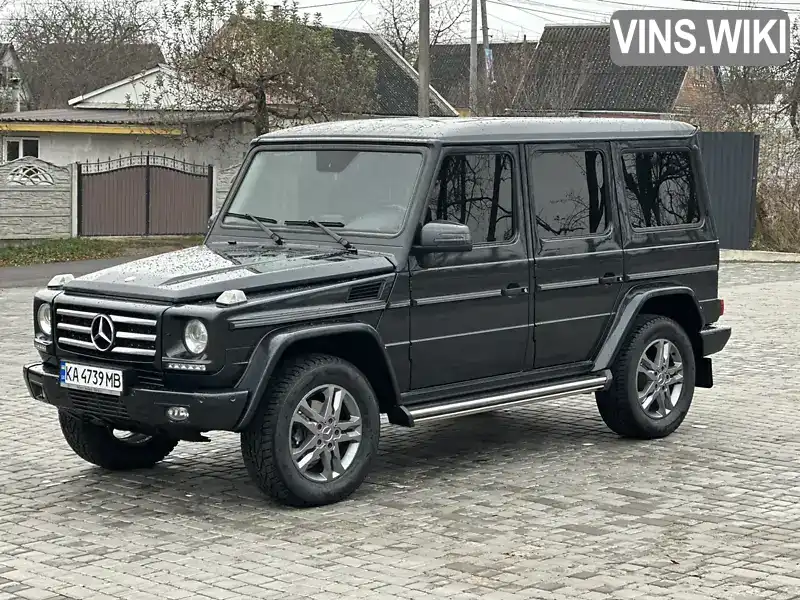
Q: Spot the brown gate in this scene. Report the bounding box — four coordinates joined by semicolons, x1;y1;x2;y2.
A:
78;154;213;236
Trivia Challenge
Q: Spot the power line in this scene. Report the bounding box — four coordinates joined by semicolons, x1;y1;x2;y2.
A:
336;0;370;27
489;0;608;23
298;0;368;9
509;0;800;12
489;10;546;31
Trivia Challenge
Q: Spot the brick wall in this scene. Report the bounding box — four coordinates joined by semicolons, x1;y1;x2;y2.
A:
673;66;720;113
215;162;243;211
0;157;72;240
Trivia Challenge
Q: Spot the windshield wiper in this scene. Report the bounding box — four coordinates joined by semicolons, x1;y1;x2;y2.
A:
225;212;284;246
285;219;356;253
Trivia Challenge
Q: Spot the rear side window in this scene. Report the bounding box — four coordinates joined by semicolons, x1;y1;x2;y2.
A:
529;150;610;239
620;150;700;229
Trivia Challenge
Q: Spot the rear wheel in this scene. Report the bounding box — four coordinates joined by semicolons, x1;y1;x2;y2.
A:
58;411;178;470
596;315;696;439
241;353;380;507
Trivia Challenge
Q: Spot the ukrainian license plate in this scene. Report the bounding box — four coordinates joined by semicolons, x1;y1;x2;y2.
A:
60;361;124;396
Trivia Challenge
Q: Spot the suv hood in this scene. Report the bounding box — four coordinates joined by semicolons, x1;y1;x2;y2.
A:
61;244;397;303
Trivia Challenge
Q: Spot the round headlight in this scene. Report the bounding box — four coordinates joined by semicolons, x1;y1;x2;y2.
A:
37;303;52;336
183;319;208;355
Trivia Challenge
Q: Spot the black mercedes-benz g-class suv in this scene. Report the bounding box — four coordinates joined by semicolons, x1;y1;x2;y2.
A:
23;117;731;507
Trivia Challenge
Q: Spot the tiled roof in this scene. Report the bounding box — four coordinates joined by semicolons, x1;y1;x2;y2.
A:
423;41;538;110
522;25;687;114
213;18;455;117
4;27;456;122
21;43;165;109
330;29;455;117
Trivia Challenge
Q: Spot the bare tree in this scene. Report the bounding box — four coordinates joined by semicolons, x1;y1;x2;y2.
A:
135;0;379;141
497;45;591;117
481;39;538;116
4;0;160;109
372;0;468;63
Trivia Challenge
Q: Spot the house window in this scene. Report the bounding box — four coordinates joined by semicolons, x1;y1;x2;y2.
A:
5;137;39;162
620;150;700;229
529;149;610;239
427;152;515;245
0;66;15;88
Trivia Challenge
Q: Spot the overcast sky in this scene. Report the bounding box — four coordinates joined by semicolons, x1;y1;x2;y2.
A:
303;0;800;42
0;0;796;45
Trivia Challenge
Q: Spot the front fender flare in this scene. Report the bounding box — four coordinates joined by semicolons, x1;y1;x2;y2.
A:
592;285;702;372
233;321;402;431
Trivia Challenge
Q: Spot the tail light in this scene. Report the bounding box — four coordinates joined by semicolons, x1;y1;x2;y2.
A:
719;298;725;316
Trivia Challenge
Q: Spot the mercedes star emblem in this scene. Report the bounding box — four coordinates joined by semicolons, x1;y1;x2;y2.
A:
90;314;116;352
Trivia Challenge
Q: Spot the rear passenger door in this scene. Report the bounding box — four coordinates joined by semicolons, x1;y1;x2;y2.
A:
613;141;719;304
526;143;625;368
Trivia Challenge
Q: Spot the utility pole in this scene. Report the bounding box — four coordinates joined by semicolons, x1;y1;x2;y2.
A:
469;0;478;116
418;0;430;117
480;0;491;115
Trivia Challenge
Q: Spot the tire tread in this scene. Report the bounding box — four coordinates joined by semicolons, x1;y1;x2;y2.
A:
59;411;178;470
240;353;376;508
596;314;694;439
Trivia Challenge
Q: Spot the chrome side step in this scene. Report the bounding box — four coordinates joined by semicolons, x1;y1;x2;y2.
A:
405;371;611;425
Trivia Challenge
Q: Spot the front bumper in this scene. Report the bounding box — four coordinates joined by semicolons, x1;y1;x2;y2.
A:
23;362;249;432
700;325;731;356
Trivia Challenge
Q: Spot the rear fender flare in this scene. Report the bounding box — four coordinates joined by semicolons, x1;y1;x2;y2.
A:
233;322;402;431
592;285;702;372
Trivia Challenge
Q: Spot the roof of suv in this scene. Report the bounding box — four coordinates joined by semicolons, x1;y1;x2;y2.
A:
254;116;697;144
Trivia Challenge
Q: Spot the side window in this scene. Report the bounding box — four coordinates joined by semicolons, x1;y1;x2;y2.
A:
5;139;19;162
427;152;514;244
620;150;699;229
529;150;610;240
4;137;39;162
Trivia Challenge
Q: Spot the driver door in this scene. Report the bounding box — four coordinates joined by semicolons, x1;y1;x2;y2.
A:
408;146;532;390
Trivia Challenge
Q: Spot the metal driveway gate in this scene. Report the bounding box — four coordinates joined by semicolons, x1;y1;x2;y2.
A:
696;131;760;250
77;154;213;236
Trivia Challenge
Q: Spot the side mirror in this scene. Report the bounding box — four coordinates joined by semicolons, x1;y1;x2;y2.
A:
413;220;473;254
208;208;219;230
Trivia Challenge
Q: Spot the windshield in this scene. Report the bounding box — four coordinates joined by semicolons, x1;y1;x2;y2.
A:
222;148;424;235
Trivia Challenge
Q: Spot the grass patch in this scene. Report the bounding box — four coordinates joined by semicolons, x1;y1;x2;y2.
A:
0;236;204;268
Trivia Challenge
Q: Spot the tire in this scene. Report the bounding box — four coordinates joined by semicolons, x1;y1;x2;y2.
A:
58;410;179;470
240;353;380;508
596;314;696;439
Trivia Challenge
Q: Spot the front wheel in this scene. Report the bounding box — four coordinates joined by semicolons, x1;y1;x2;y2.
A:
596;315;696;439
240;353;380;507
59;411;179;470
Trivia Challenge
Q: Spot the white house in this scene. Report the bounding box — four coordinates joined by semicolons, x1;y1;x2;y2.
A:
0;64;252;169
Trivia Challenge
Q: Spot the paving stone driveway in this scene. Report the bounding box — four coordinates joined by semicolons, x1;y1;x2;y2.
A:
1;263;799;600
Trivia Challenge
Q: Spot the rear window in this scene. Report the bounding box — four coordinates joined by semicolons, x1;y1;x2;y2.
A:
619;150;700;229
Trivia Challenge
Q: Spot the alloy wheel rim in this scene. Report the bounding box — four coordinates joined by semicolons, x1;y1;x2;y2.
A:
637;338;684;420
289;384;362;482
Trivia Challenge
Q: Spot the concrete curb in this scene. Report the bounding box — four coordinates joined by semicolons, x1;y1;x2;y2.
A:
720;250;800;264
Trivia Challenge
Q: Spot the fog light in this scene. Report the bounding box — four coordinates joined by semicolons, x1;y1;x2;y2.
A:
166;406;190;422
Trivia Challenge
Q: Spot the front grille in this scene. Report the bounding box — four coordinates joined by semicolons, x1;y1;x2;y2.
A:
55;305;158;363
67;390;130;420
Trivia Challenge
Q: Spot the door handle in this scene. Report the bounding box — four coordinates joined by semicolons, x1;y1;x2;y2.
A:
501;283;529;296
599;273;620;285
